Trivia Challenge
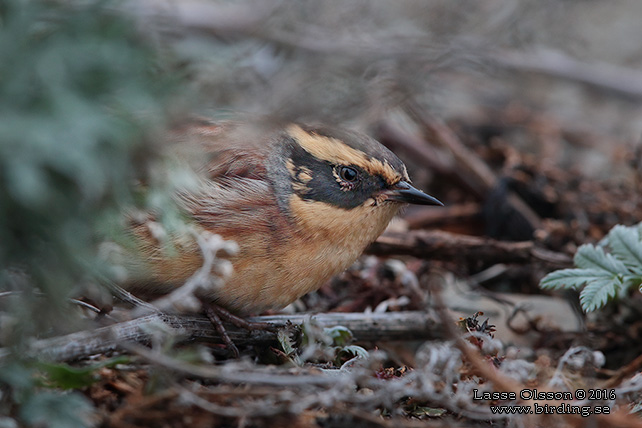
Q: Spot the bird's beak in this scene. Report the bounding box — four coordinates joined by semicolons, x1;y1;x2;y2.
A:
384;181;444;206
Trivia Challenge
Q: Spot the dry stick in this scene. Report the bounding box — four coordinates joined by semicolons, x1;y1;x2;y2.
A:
403;101;542;231
8;311;444;363
432;290;642;428
368;230;572;268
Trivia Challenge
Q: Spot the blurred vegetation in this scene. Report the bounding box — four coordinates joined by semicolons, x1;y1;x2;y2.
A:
0;0;177;335
0;0;181;424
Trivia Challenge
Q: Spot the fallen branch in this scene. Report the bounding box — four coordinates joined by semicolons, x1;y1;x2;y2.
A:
368;230;572;267
7;311;444;363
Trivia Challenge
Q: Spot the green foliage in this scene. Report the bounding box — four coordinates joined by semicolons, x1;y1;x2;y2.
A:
0;0;178;337
275;322;371;367
324;325;354;347
277;329;304;365
296;321;369;366
39;363;99;390
323;326;368;363
37;356;130;390
0;362;94;427
20;391;93;428
0;0;182;425
334;344;369;363
540;223;642;311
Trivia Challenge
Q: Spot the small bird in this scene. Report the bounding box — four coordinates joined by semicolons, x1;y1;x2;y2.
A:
125;120;442;315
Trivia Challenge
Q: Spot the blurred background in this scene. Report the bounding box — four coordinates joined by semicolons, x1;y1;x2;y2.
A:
1;0;642;426
3;0;642;366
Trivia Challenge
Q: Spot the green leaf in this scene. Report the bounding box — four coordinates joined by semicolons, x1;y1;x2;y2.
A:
20;391;94;428
37;356;130;390
324;326;354;347
38;364;98;390
579;276;620;312
338;345;369;359
335;344;369;366
574;244;627;274
540;222;642;312
608;225;642;275
277;329;302;365
540;268;612;290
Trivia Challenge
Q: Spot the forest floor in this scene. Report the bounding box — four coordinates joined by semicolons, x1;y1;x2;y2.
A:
46;99;642;428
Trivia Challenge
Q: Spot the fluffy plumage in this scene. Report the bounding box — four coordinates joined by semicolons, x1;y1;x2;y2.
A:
124;120;441;314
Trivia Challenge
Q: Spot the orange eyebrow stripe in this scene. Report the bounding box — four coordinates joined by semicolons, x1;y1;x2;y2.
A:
287;124;403;184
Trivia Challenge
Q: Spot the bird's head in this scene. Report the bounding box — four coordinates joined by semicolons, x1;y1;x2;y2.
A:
270;124;442;241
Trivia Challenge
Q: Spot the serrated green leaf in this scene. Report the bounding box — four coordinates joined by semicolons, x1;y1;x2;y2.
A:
277;329;302;366
574;244;627;274
540;268;611;290
579;276;620;312
608;225;642;275
540;222;642;312
338;345;369;359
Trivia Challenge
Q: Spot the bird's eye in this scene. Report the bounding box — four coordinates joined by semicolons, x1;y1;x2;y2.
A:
339;166;358;182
